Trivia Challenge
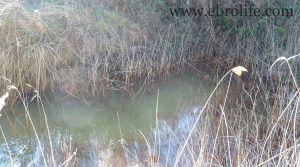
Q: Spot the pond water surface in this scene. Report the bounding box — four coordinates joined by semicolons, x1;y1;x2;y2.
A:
0;74;214;166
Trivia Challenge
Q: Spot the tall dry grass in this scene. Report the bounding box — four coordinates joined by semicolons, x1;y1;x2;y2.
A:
0;0;205;103
1;59;300;166
123;57;300;166
2;60;300;166
0;1;298;102
0;0;300;166
0;78;79;166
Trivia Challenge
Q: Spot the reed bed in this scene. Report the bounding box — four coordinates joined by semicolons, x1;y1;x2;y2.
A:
1;0;298;102
0;0;205;102
123;60;300;167
0;0;300;167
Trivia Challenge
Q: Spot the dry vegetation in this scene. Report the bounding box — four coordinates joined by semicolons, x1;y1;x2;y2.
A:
0;0;300;166
0;0;204;102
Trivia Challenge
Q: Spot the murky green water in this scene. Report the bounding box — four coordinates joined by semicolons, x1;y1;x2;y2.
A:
0;74;213;166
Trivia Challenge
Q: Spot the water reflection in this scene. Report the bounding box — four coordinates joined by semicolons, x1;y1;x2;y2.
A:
0;74;213;166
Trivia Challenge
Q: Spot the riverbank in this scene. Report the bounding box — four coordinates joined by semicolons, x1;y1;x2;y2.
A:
2;1;297;104
0;0;300;166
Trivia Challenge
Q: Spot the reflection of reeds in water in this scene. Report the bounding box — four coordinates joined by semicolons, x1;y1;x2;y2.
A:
119;60;300;167
0;77;78;166
0;0;299;165
2;58;300;166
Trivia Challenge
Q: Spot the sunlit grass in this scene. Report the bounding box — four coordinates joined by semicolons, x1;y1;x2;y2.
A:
0;0;299;166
